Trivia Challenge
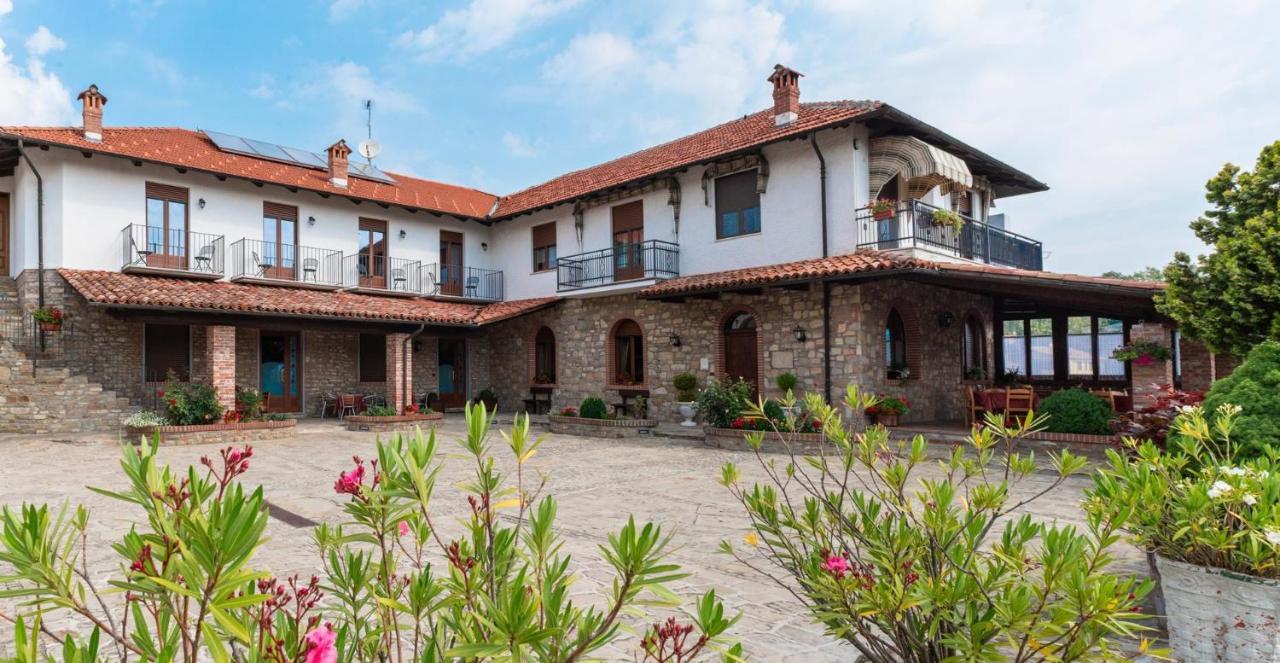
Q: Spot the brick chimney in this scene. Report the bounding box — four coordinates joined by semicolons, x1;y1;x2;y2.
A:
767;64;802;127
326;139;351;188
76;84;107;142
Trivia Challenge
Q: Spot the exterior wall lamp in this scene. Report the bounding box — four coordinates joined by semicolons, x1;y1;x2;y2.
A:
793;325;807;342
399;229;407;239
669;332;682;347
197;198;206;209
307;216;316;226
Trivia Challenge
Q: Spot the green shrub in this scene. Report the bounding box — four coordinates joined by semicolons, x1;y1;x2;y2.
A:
673;372;699;402
234;385;264;420
775;372;798;394
1202;340;1280;459
695;377;753;428
159;375;223;425
762;399;785;423
1038;388;1112;435
579;396;608;419
362;404;397;417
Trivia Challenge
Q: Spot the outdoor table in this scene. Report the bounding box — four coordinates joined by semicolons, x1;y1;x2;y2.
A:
978;389;1039;412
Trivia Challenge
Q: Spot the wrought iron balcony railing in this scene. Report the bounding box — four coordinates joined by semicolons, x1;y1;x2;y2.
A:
557;239;680;292
121;224;224;277
228;238;344;287
855;201;1043;271
341;254;423;294
422;263;504;301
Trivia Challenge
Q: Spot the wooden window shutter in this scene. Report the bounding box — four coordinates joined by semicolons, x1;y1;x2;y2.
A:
532;222;556;247
144;323;190;382
145;182;189;202
263;202;298;220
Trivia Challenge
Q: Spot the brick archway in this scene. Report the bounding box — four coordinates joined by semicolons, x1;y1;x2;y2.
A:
606;318;646;386
716;306;764;396
960;308;988;380
882;300;922;380
527;324;557;384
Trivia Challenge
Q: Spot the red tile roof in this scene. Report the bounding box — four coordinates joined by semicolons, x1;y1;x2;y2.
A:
0;127;498;219
492;101;882;218
59;269;555;326
640;253;1164;298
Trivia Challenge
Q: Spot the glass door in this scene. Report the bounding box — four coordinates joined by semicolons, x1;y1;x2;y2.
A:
260;331;301;412
611;201;644;282
262;204;297;280
145;185;187;269
437;338;467;409
357;219;387;288
440;231;464;296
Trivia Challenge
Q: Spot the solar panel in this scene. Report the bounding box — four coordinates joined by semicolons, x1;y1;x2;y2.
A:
202;129;396;184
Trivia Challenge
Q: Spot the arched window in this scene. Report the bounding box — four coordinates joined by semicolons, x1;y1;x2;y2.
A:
533;326;556;384
721;311;759;395
962;314;985;379
886;308;909;379
611;319;645;385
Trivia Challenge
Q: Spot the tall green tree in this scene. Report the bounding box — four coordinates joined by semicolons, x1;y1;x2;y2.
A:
1157;140;1280;356
1100;266;1163;281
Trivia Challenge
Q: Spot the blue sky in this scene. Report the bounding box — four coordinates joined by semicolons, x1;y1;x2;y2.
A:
1;0;1277;275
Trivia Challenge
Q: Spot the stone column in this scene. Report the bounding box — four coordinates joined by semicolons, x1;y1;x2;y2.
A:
1129;322;1174;407
387;333;412;413
207;325;237;413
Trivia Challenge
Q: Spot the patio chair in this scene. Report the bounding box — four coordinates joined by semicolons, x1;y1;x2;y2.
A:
1088;388;1117;411
364;393;387;409
193;244;216;272
465;275;480;298
424;270;440;296
251;251;269;277
317;391;336;419
337;393;359;420
302;257;319;282
965;386;987;428
1004;387;1035;426
391;267;407;290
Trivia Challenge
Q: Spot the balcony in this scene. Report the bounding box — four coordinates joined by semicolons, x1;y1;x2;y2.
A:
228;238;343;290
342;254;423;297
557;240;680;292
855;201;1043;271
121;224;224;280
422;263;504;302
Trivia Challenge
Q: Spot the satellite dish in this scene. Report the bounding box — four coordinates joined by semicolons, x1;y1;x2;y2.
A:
358;139;381;160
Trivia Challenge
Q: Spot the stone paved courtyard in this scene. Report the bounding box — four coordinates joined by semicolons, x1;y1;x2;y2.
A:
0;417;1151;660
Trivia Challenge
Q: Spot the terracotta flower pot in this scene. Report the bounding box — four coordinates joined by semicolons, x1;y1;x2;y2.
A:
38;321;62;332
873;208;894;221
878;413;900;427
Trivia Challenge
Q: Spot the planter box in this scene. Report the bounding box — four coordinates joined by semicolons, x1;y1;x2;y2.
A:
703;426;826;449
547;414;658;438
1156;554;1280;662
345;412;444;433
1024;430;1113;445
125;419;296;446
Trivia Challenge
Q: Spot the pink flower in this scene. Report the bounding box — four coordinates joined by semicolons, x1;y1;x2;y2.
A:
334;458;366;496
303;623;337;663
398;521;410;537
1136;354;1154;366
821;554;852;579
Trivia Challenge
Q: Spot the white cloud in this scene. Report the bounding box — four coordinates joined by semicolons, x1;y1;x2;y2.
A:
397;0;579;61
0;10;73;125
502;131;537;157
323;61;417;114
25;26;65;56
249;73;275;100
543;32;639;88
0;1;12;16
328;0;364;22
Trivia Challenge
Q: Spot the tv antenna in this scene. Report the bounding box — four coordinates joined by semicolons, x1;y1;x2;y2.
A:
357;99;380;163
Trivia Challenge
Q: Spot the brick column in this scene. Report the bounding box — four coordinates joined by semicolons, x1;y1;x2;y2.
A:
387;333;412;413
206;325;237;413
1129;322;1174;407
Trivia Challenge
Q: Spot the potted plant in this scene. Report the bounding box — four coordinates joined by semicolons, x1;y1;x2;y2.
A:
868;198;897;221
533;371;555;385
32;306;64;332
1111;340;1173;366
474;386;498;411
774;372;799;415
929;208;965;233
673;372;699;427
963;366;987;381
865;394;909;426
1088;404;1278;662
995;367;1022;387
887;362;911;380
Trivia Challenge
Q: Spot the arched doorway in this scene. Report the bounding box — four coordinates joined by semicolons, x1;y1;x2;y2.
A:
722;311;759;395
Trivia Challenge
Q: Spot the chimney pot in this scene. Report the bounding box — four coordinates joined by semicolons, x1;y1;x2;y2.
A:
327;139;351;188
767;64;803;127
76;84;107;142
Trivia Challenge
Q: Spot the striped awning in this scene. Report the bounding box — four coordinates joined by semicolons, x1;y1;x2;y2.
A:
869;136;973;198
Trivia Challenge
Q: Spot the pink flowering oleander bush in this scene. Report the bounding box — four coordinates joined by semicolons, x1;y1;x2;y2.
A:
719;386;1162;662
0;404;741;662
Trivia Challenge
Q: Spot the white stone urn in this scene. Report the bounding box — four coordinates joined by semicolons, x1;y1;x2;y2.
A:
677;402;697;427
1155;554;1280;662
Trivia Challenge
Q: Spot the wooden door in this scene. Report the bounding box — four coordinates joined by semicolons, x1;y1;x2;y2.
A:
438;338;467;408
262;203;298;280
440;231;464;296
144;183;188;269
357;218;387;288
611;201;644;282
261;331;302;412
723;312;759;395
0;193;8;276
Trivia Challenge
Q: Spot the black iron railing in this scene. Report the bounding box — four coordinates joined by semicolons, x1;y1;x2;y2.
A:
0;311;93;377
855;201;1043;271
121;224;225;275
229;238;343;286
422;264;504;301
557;240;680;291
341;254;423;293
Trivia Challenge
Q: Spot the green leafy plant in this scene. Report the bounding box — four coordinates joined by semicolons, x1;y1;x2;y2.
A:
234;385;265;421
1038;388;1113;435
0;406;741;662
475;386;498;406
1111;340;1173;365
774;372;797;395
1200;340;1280;459
578;396;608;420
673;372;699;402
695;377;753;429
996;367;1023;387
632;394;649;419
964;366;987;381
361;404;398;417
1089;403;1280;578
158;372;223;425
930;207;965;233
865;394;909;417
868;198;896;217
720;387;1159;662
30;306;64;326
123;410;167;428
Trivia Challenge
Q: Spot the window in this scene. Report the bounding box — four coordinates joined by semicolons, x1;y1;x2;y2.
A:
962;314;985;378
1028;318;1054;378
532;222;557;272
356;219;388;286
359;333;386;382
1001;318;1055;379
1067;316;1094;378
145;183;188;263
533;326;556;383
144;323;190;382
1098;318;1126;379
611;319;644;385
715;169;761;239
885;309;907;377
1001;320;1028;378
1000;315;1126;383
262;202;298;276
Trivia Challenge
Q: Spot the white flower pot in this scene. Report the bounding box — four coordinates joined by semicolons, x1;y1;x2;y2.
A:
1155;554;1280;662
677;402;697;427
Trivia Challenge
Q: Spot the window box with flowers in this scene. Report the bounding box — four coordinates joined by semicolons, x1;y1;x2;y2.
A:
32;306;64;332
1111;340;1172;366
929;208;965;233
868;198;897;221
864;395;909;426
